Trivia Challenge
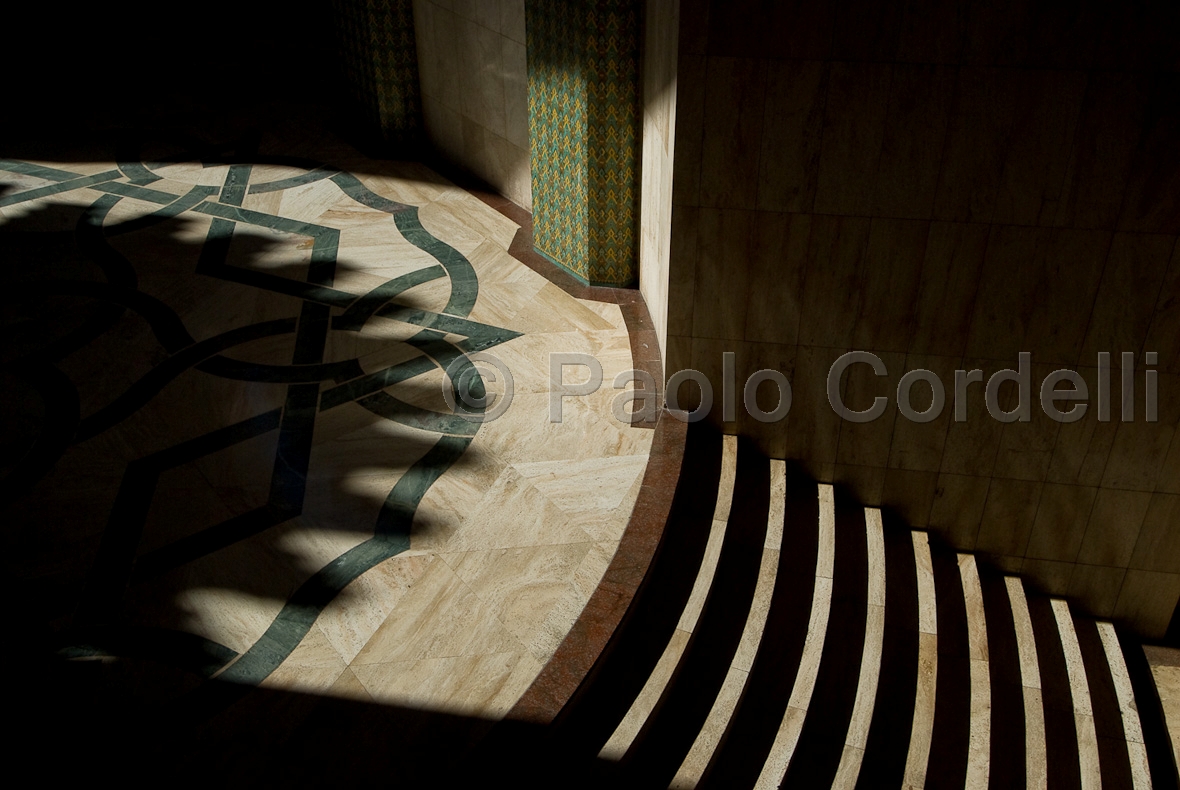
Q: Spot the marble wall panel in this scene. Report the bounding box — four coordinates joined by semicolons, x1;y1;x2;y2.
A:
414;0;532;210
1080;233;1175;361
1025;483;1099;563
667;0;1180;636
1130;494;1180;574
1022;558;1076;596
851;218;929;352
880;468;940;527
782;345;847;481
872;64;956;220
704;0;836;61
796;215;872;349
991;69;1087;227
961;0;1033;66
834;350;905;469
928;473;991;551
1116;571;1180;638
1076;489;1155;569
639;0;680;364
831;0;906;62
743;212;810;347
1094;2;1180;72
1118;74;1180;235
887;354;963;473
933;67;1018;224
1052;72;1149;230
896;0;968;64
735;341;796;459
691;208;755;341
698;58;766;211
1145;239;1180;375
1069;565;1126;619
989;362;1066;482
1044;364;1121;488
667;204;698;337
976;477;1043;558
813;62;892;217
908;222;990;357
671;54;706;208
756;60;827;214
1101;373;1180;492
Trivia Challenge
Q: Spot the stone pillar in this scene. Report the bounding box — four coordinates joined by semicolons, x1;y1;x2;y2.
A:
526;0;641;286
332;0;423;147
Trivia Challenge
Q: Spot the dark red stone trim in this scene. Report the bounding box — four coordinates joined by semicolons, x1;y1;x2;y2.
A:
509;410;688;725
436;159;663;427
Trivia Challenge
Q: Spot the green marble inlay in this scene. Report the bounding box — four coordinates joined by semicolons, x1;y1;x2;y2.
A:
220;163;252;207
107;185;220;236
0;169;121;207
331;172;480;317
375;305;523;352
197;355;362;384
117;161;163;186
216;434;473;687
356;390;482;437
249;167;339;194
335;264;447;329
74;319;298;443
6;150;517;692
0;159;81;182
94;180;181;205
319;354;438;410
193;200;335;240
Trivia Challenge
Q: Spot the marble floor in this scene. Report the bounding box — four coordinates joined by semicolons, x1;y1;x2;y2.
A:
1;136;653;721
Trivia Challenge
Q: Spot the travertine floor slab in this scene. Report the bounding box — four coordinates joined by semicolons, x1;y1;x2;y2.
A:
2;139;652;719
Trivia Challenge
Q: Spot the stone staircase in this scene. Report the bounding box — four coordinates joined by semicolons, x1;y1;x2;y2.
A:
516;423;1180;789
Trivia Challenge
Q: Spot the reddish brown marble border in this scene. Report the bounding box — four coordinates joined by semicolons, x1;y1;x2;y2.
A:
509;408;688;724
429;158;663;427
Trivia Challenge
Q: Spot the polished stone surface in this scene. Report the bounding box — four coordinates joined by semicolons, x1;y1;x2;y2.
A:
665;0;1180;637
2;136;652;718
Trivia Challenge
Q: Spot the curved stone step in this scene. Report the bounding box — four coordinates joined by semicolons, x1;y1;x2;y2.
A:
777;487;872;788
695;468;821;789
1007;574;1049;789
552;420;724;756
927;542;973;789
670;457;787;788
855;511;921;790
506;429;1180;790
1076;613;1135;788
616;438;770;787
1119;627;1180;789
980;563;1026;788
597;432;740;765
903;531;939;789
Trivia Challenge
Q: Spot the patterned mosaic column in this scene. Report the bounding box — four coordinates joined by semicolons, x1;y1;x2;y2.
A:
526;0;641;287
332;0;423;146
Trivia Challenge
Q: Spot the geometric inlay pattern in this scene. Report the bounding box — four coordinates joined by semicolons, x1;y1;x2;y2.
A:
0;150;519;688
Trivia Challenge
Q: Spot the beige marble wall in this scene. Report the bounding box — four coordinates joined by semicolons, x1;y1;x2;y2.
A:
413;0;532;210
639;0;680;364
667;0;1180;638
